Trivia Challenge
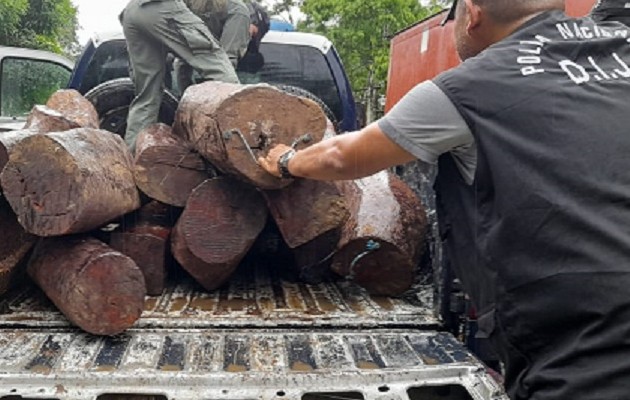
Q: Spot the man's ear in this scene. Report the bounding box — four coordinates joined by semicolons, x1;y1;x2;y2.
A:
463;0;483;33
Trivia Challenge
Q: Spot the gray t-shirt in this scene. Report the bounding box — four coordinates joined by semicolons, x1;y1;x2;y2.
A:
378;80;476;184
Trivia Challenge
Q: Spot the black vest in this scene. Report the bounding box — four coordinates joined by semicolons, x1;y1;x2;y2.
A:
434;11;630;399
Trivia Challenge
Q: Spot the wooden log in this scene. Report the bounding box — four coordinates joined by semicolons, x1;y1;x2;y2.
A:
171;177;268;291
110;201;176;296
134;123;211;207
27;236;146;335
110;228;170;296
0;128;140;236
173;82;327;189
331;172;428;296
45;89;99;129
1;104;87;172
23;105;81;132
0;196;36;296
263;179;349;248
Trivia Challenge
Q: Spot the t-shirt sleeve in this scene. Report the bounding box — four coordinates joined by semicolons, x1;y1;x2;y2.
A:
378;80;474;165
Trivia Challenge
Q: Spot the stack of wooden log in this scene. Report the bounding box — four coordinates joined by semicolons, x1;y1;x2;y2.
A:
0;82;427;336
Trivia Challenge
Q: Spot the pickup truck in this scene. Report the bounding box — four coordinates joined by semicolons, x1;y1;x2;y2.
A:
0;27;507;400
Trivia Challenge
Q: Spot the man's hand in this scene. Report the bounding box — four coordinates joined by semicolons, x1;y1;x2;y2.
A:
258;144;293;178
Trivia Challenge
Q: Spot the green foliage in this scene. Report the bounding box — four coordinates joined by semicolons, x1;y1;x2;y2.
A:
299;0;442;108
1;57;71;117
0;0;78;56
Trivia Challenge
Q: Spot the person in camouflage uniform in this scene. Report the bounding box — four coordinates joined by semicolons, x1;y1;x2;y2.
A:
590;0;630;25
176;0;251;92
120;0;239;151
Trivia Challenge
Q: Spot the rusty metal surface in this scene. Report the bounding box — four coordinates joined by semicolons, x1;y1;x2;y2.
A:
0;328;507;399
0;262;437;330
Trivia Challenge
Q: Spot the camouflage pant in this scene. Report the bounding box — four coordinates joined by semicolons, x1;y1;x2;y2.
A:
120;0;239;150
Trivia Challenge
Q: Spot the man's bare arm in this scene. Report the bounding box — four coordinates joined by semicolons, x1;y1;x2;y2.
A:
258;122;416;181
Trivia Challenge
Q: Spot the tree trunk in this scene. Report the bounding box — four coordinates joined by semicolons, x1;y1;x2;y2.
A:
27;236;146;336
134;123;211;207
45;89;100;129
1;103;91;172
331;172;428;296
173;82;327;189
0;128;140;236
171;177;268;291
23;105;81;132
110;201;177;296
0;197;36;296
263;179;349;248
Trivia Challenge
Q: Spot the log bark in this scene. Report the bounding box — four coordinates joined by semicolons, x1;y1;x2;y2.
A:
0;196;36;296
134;123;210;207
173;82;327;189
171;177;268;290
263;179;349;248
45;89;99;129
23;105;81;132
331;172;428;296
0;128;140;236
110;201;176;296
27;237;146;335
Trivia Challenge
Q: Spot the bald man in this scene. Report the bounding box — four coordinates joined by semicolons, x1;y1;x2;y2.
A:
260;1;630;399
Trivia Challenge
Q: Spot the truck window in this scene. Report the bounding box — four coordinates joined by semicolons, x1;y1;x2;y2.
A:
0;57;71;117
79;40;130;94
239;43;343;123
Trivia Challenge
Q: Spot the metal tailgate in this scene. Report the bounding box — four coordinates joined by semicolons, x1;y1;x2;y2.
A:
0;328;506;400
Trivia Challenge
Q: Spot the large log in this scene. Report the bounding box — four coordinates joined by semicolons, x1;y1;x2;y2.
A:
27;237;146;335
1;105;86;172
0;128;140;236
0;197;36;296
23;105;81;132
263;179;348;283
110;201;176;296
44;89;99;129
171;177;268;290
263;179;349;248
173;82;327;189
134;123;211;207
331;172;428;296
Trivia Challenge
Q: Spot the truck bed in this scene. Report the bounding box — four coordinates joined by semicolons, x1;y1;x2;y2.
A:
0;260;506;399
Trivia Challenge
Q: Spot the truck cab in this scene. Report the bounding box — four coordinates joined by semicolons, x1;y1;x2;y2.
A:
68;30;358;135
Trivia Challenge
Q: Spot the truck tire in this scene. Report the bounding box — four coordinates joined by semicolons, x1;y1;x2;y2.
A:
273;84;340;134
84;78;179;138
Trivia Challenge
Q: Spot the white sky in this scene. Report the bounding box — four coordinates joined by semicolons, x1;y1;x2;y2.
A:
72;0;128;45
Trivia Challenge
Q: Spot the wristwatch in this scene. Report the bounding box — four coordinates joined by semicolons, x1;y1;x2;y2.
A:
277;149;297;179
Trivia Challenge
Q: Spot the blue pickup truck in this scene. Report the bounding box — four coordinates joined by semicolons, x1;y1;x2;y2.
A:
67;29;358;136
0;28;506;400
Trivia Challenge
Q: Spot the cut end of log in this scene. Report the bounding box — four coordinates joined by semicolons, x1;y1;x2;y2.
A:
134;123;209;207
0;129;140;236
331;239;415;296
171;177;268;290
175;82;328;189
27;237;146;336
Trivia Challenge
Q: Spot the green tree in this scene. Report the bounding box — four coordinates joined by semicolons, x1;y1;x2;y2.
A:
0;0;79;56
300;0;442;121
